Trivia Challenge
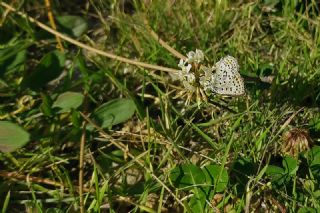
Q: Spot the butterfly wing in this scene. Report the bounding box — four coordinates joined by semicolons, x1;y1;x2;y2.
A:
211;69;245;96
216;55;239;75
211;55;245;96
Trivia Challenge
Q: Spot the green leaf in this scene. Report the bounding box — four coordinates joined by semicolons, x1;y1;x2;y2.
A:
188;189;207;213
266;157;298;186
56;16;88;38
313;190;320;198
170;164;207;212
308;146;320;167
282;156;299;176
52;92;84;113
103;69;146;119
307;146;320;178
169;164;205;189
203;164;229;192
0;121;30;152
297;207;317;213
90;98;136;129
21;50;65;90
265;165;285;184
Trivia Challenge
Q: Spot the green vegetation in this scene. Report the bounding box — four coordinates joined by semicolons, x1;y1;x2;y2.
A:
0;0;320;212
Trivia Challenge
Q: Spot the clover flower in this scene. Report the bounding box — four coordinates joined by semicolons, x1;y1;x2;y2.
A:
177;59;195;91
176;49;207;92
186;49;204;64
281;128;312;157
175;49;210;104
199;65;214;91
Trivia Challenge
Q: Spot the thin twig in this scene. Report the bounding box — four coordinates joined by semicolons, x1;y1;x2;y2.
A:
0;2;179;73
0;171;93;193
143;19;187;60
0;4;11;26
79;91;89;213
79;121;86;213
44;0;64;51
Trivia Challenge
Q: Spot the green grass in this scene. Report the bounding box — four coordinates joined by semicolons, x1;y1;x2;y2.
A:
0;0;320;212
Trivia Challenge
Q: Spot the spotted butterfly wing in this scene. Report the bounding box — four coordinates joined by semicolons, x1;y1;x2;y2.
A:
211;55;245;96
211;71;245;96
215;55;239;74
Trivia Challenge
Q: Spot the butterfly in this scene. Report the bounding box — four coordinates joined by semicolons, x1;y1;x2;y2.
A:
211;56;245;96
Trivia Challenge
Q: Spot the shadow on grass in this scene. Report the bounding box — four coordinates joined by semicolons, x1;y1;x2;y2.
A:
246;72;320;108
269;74;320;107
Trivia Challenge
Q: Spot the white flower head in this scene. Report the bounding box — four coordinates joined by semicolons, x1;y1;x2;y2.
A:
186;49;204;64
185;64;192;73
195;49;204;63
199;65;213;91
201;65;213;78
176;49;209;93
178;59;186;68
186;51;196;62
185;72;195;82
178;59;192;73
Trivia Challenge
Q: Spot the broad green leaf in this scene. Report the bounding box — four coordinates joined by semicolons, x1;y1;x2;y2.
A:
0;121;30;152
91;98;136;129
308;146;320;167
103;69;146;119
56;16;88;38
283;156;298;176
266;157;298;186
169;164;205;189
21;50;65;90
203;164;229;192
265;165;285;184
188;189;206;213
313;190;320;198
297;207;317;213
52;92;84;113
170;164;207;212
308;146;320;178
